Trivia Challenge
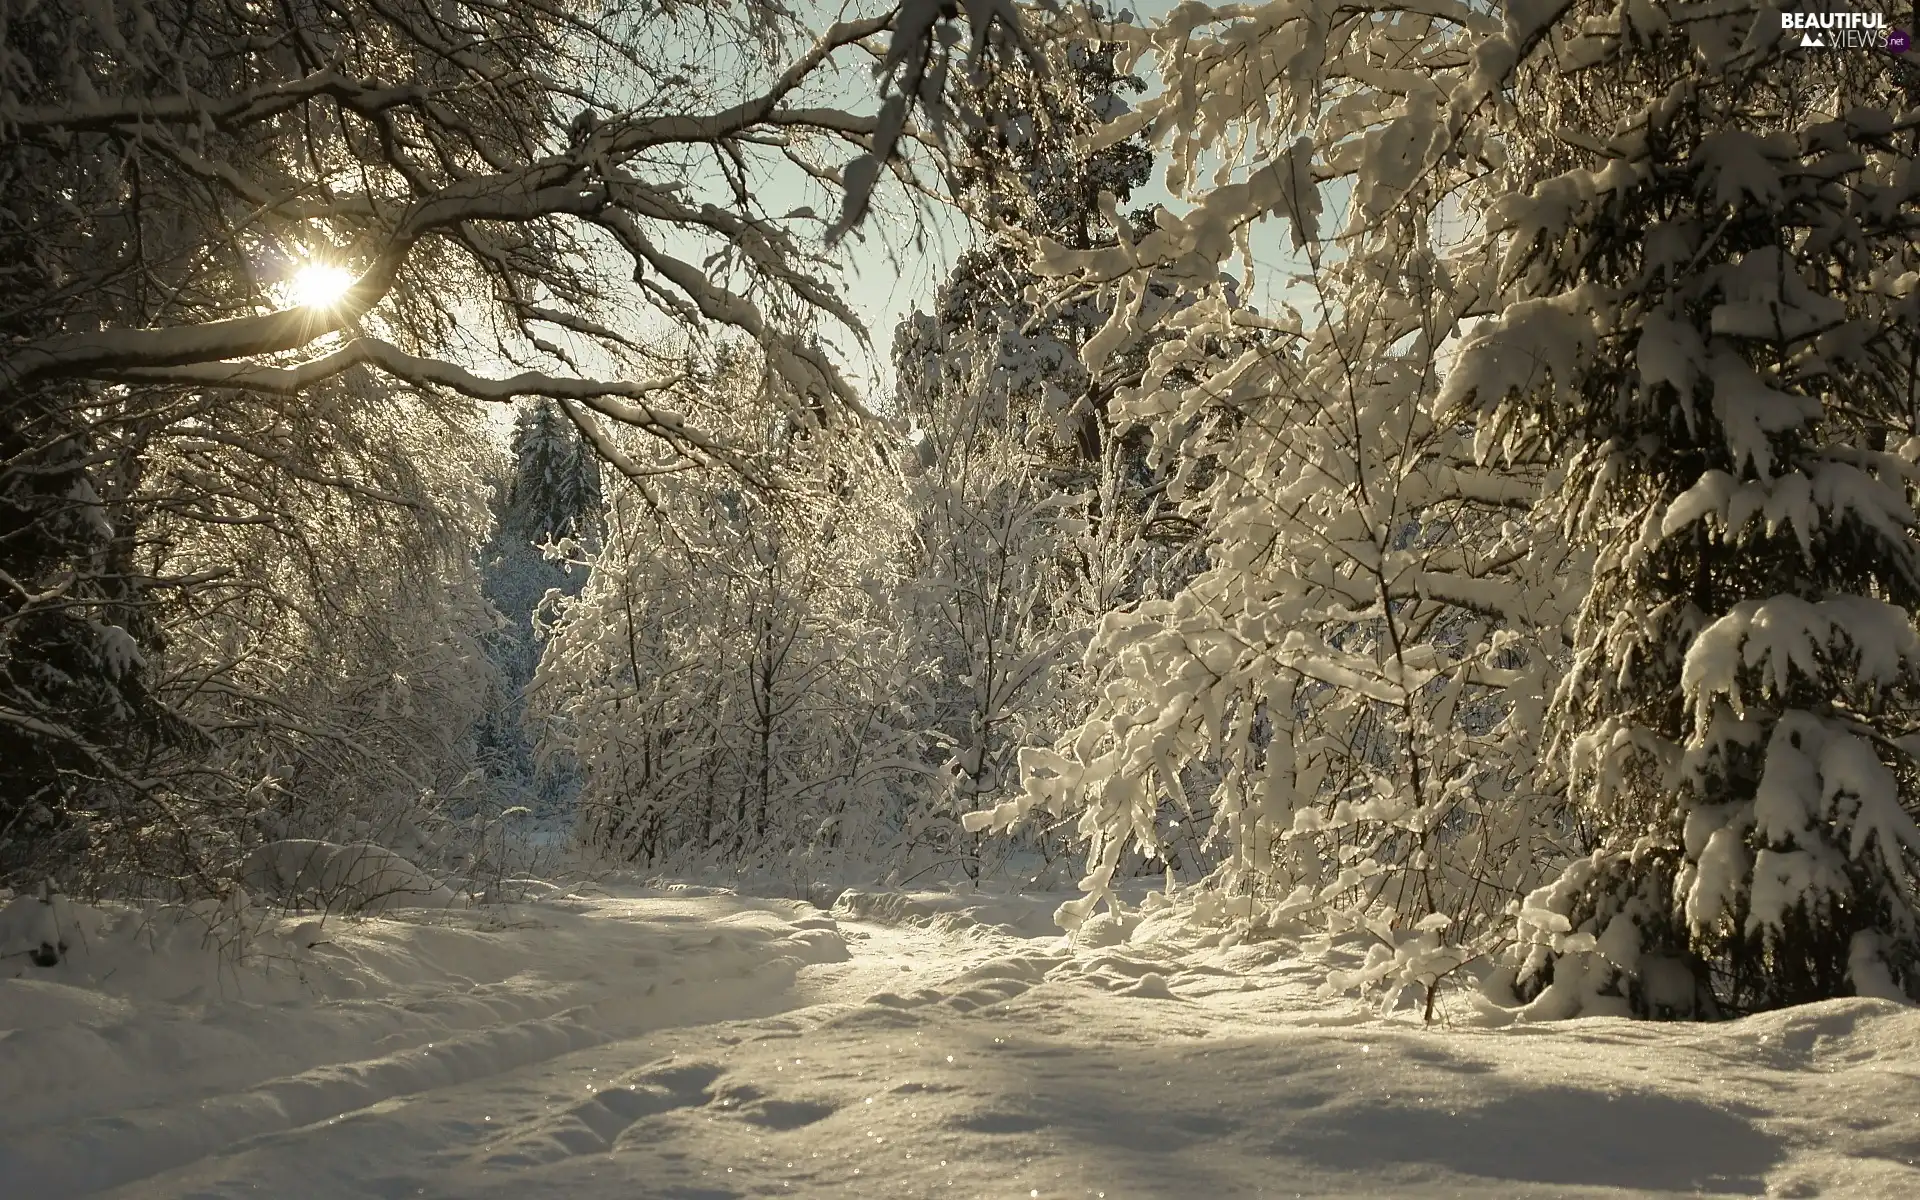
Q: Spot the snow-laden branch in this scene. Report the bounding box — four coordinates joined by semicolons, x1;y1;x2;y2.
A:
0;8;932;420
98;336;752;469
590;16;896;155
1;67;436;136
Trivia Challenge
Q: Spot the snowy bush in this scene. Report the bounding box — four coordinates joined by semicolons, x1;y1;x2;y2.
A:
0;890;104;969
239;841;460;915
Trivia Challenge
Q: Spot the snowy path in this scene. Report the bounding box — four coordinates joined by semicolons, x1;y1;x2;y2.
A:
6;886;1920;1199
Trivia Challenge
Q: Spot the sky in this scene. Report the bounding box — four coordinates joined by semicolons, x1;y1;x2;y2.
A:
821;184;976;411
473;1;1333;431
822;0;1327;407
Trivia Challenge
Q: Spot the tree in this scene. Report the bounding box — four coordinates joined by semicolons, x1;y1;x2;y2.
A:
1010;1;1920;1018
0;387;200;884
535;347;922;885
970;5;1584;1016
140;383;504;874
899;417;1090;882
901;19;1154;465
1442;5;1920;1015
897;22;1224;884
0;0;1029;890
477;401;604;815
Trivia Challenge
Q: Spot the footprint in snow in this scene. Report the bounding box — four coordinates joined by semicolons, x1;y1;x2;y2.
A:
954;1109;1048;1135
865;987;945;1009
947;953;1071;986
866;970;1043;1016
737;1097;838;1130
482;1060;724;1167
1072;952;1174;979
890;1079;965;1095
941;977;1033;1013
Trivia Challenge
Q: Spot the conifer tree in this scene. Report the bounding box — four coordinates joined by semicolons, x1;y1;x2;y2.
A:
1441;8;1920;1014
479;401;604;814
0;393;196;886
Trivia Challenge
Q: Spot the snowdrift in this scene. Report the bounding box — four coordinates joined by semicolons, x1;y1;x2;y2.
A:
238;839;462;914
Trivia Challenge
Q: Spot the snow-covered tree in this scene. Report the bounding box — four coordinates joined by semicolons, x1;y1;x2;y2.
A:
497;403;606;553
894;22;1227;885
898;417;1089;881
962;6;1584;1013
536;347;922;885
477;401;604;815
1012;0;1920;1018
0;0;1029;890
903;19;1153;460
1442;6;1920;1015
143;381;503;865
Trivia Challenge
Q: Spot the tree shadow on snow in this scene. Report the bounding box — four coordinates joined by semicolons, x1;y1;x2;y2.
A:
1281;1087;1779;1195
948;1023;1784;1198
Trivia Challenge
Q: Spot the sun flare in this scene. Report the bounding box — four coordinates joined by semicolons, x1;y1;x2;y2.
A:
289;262;356;310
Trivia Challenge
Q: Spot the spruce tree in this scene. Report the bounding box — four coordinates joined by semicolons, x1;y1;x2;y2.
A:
478;401;604;815
1442;11;1920;1014
0;394;193;887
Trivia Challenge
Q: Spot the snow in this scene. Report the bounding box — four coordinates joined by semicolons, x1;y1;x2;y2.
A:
1692;130;1788;210
238;840;461;914
0;884;850;1196
5;882;1919;1199
1683;596;1920;722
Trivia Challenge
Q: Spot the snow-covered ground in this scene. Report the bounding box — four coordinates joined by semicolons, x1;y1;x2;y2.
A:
4;881;1918;1199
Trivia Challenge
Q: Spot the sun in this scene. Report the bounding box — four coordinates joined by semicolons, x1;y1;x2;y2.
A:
289;262;356;310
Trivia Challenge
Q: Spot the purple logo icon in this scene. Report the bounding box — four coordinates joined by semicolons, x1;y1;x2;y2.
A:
1893;29;1913;53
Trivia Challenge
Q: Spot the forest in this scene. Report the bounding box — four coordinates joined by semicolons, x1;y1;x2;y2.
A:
5;0;1920;1039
